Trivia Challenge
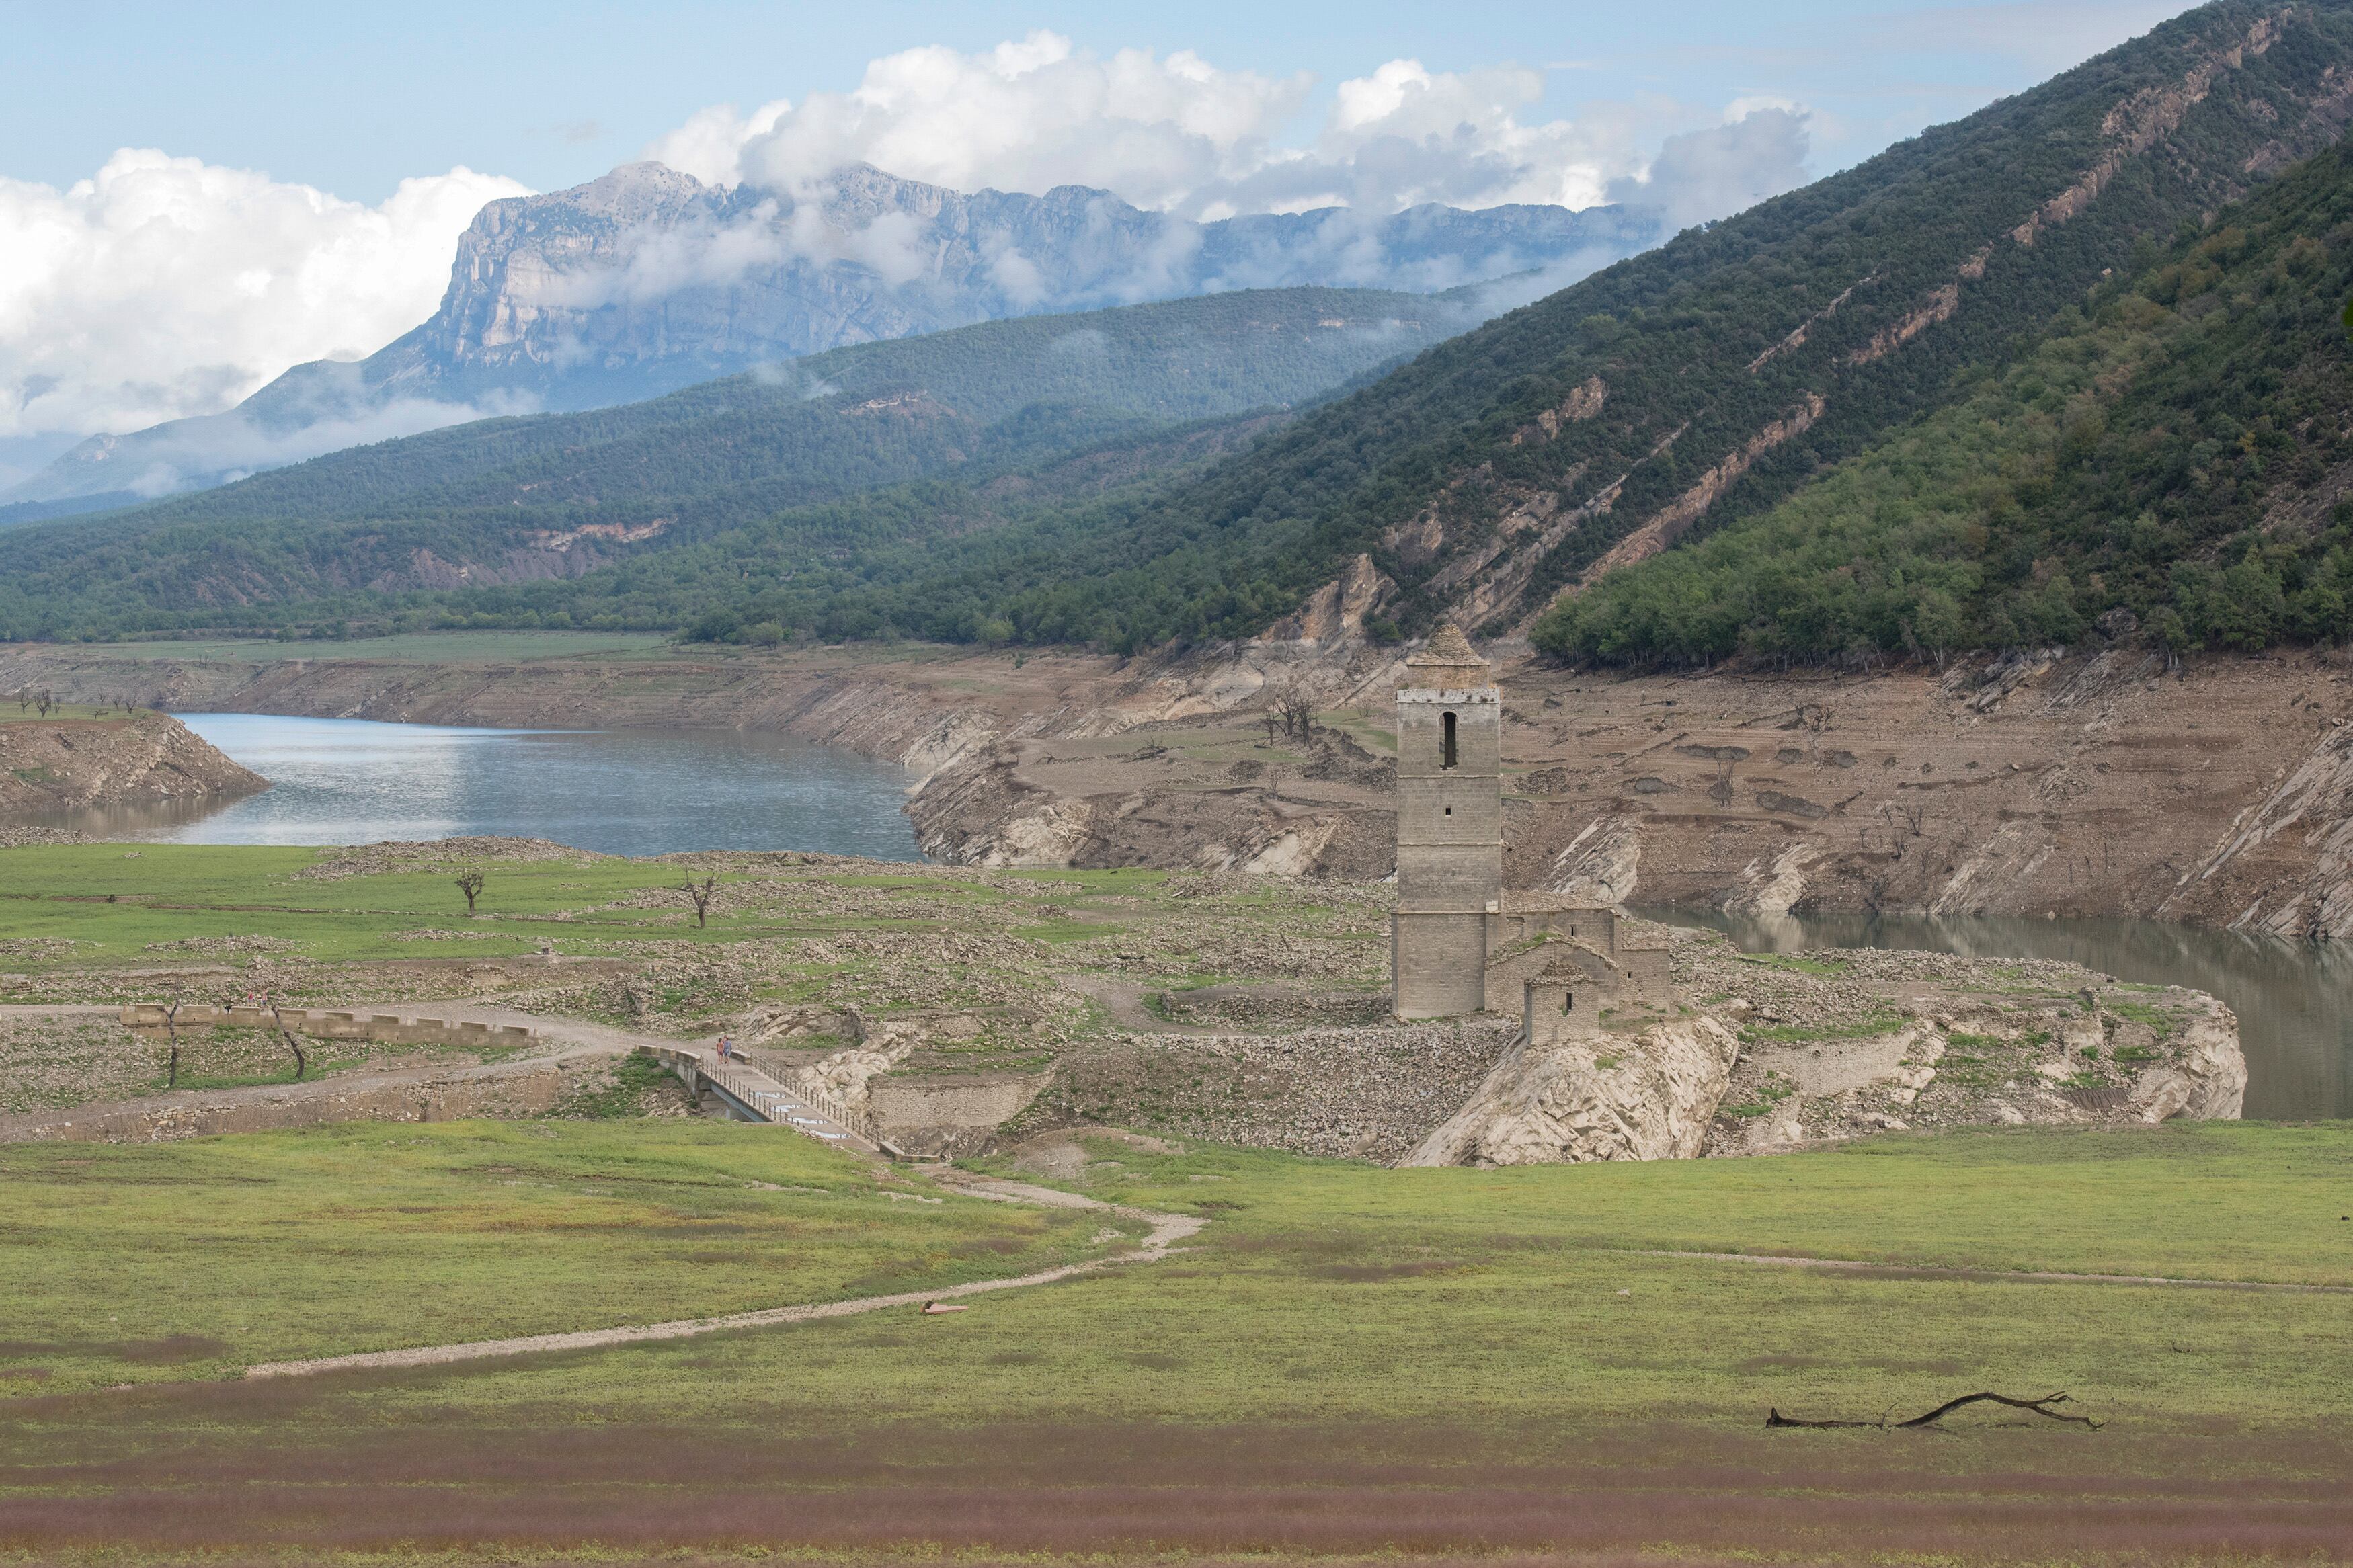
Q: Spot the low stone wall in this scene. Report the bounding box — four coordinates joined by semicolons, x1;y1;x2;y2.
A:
118;1004;535;1050
0;1059;573;1145
869;1071;1051;1159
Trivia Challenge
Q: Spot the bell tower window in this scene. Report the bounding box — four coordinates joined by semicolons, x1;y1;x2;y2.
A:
1441;710;1458;769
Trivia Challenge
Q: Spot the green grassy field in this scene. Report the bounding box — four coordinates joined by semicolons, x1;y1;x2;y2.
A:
0;845;1385;1069
0;702;144;725
0;842;1180;969
1;1120;1127;1395
3;1119;2350;1561
0;841;1271;973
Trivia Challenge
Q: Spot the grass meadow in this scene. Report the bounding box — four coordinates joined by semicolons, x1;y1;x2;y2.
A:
0;842;1181;971
0;1120;1127;1395
3;1118;2350;1561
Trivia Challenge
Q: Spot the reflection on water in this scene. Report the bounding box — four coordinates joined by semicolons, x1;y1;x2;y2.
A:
1639;907;2352;1121
58;713;924;862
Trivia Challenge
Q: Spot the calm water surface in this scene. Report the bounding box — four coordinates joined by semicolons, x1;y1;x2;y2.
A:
83;713;924;861
1641;907;2353;1121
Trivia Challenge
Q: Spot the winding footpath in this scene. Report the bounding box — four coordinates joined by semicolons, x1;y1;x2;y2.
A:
1;1001;682;1145
243;1175;1203;1380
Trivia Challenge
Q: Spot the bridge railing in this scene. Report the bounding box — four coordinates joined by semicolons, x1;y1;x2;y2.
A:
643;1043;893;1153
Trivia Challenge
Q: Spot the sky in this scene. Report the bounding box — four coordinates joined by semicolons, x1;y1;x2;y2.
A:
0;0;2200;481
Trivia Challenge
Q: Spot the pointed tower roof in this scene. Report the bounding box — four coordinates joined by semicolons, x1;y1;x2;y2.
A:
1402;621;1492;690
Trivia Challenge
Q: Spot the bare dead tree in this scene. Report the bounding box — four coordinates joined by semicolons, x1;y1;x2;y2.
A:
454;869;486;915
12;687;25;714
1768;1390;2100;1431
259;990;308;1081
683;874;718;928
1261;707;1281;748
1277;687;1316;739
161;985;186;1090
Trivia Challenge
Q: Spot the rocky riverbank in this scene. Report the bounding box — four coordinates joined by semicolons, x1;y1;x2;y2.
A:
5;634;2352;934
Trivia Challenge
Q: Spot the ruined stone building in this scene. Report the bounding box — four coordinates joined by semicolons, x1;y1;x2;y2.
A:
1390;623;1675;1023
1392;624;1503;1018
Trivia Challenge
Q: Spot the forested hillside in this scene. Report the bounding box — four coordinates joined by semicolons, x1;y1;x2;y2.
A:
7;0;2351;659
0;288;1456;639
717;0;2353;651
1535;140;2353;663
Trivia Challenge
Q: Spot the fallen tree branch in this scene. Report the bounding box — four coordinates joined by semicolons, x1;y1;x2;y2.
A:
1768;1391;2101;1430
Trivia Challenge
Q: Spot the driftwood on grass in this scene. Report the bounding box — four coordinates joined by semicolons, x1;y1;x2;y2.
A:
1767;1391;2102;1430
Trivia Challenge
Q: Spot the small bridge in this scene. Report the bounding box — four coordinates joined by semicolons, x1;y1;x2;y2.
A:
641;1043;902;1158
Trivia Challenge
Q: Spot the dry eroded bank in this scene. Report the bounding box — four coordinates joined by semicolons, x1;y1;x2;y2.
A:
3;639;2349;934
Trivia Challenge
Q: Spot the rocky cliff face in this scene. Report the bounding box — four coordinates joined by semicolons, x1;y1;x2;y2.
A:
0;710;265;818
1401;920;2247;1169
10;163;1659;507
1403;1015;1742;1167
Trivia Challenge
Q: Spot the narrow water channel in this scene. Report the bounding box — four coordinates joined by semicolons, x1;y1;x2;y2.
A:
1641;907;2353;1121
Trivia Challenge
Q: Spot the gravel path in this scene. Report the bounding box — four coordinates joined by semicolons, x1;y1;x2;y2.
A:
245;1180;1203;1380
0;1000;691;1143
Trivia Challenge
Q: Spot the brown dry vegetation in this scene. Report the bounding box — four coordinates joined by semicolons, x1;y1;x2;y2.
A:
2;1410;2349;1561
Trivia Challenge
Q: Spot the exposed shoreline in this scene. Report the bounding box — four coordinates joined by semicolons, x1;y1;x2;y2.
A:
4;635;2350;936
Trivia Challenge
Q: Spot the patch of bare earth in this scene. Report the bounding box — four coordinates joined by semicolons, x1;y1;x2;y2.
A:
0;1417;2344;1561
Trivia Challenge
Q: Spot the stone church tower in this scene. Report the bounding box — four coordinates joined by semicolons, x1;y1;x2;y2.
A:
1392;622;1502;1018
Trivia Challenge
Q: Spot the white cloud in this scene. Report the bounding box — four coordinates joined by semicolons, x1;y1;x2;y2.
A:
0;149;526;444
659;32;1805;225
0;34;1817;467
1606;108;1814;230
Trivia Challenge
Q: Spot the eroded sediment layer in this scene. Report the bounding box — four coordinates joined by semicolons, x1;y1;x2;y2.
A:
5;639;2351;932
0;706;265;819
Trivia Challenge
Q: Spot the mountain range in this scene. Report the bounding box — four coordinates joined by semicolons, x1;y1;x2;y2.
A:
0;286;1469;636
10;0;2353;672
748;0;2353;654
3;163;1659;513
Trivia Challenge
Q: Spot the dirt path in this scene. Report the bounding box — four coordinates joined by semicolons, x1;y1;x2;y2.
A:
1630;1249;2353;1294
0;1000;692;1145
245;1179;1204;1380
1057;974;1224;1035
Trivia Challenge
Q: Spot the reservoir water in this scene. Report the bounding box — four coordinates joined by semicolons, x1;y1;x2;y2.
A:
1643;907;2352;1121
106;713;925;861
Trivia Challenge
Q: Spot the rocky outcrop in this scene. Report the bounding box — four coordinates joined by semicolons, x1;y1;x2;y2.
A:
1677;928;2248;1155
0;710;264;819
1402;1015;1741;1166
2126;1001;2247;1122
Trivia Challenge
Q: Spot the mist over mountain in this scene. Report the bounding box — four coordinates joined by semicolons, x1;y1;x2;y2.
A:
0;286;1472;635
4;161;1659;513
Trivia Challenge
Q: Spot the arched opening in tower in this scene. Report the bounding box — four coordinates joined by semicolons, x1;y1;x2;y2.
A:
1441;710;1458;769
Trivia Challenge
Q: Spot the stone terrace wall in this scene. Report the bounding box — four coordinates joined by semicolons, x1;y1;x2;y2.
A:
118;1004;535;1050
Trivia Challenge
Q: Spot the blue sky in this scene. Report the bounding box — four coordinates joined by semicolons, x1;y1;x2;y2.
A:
8;0;2196;200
